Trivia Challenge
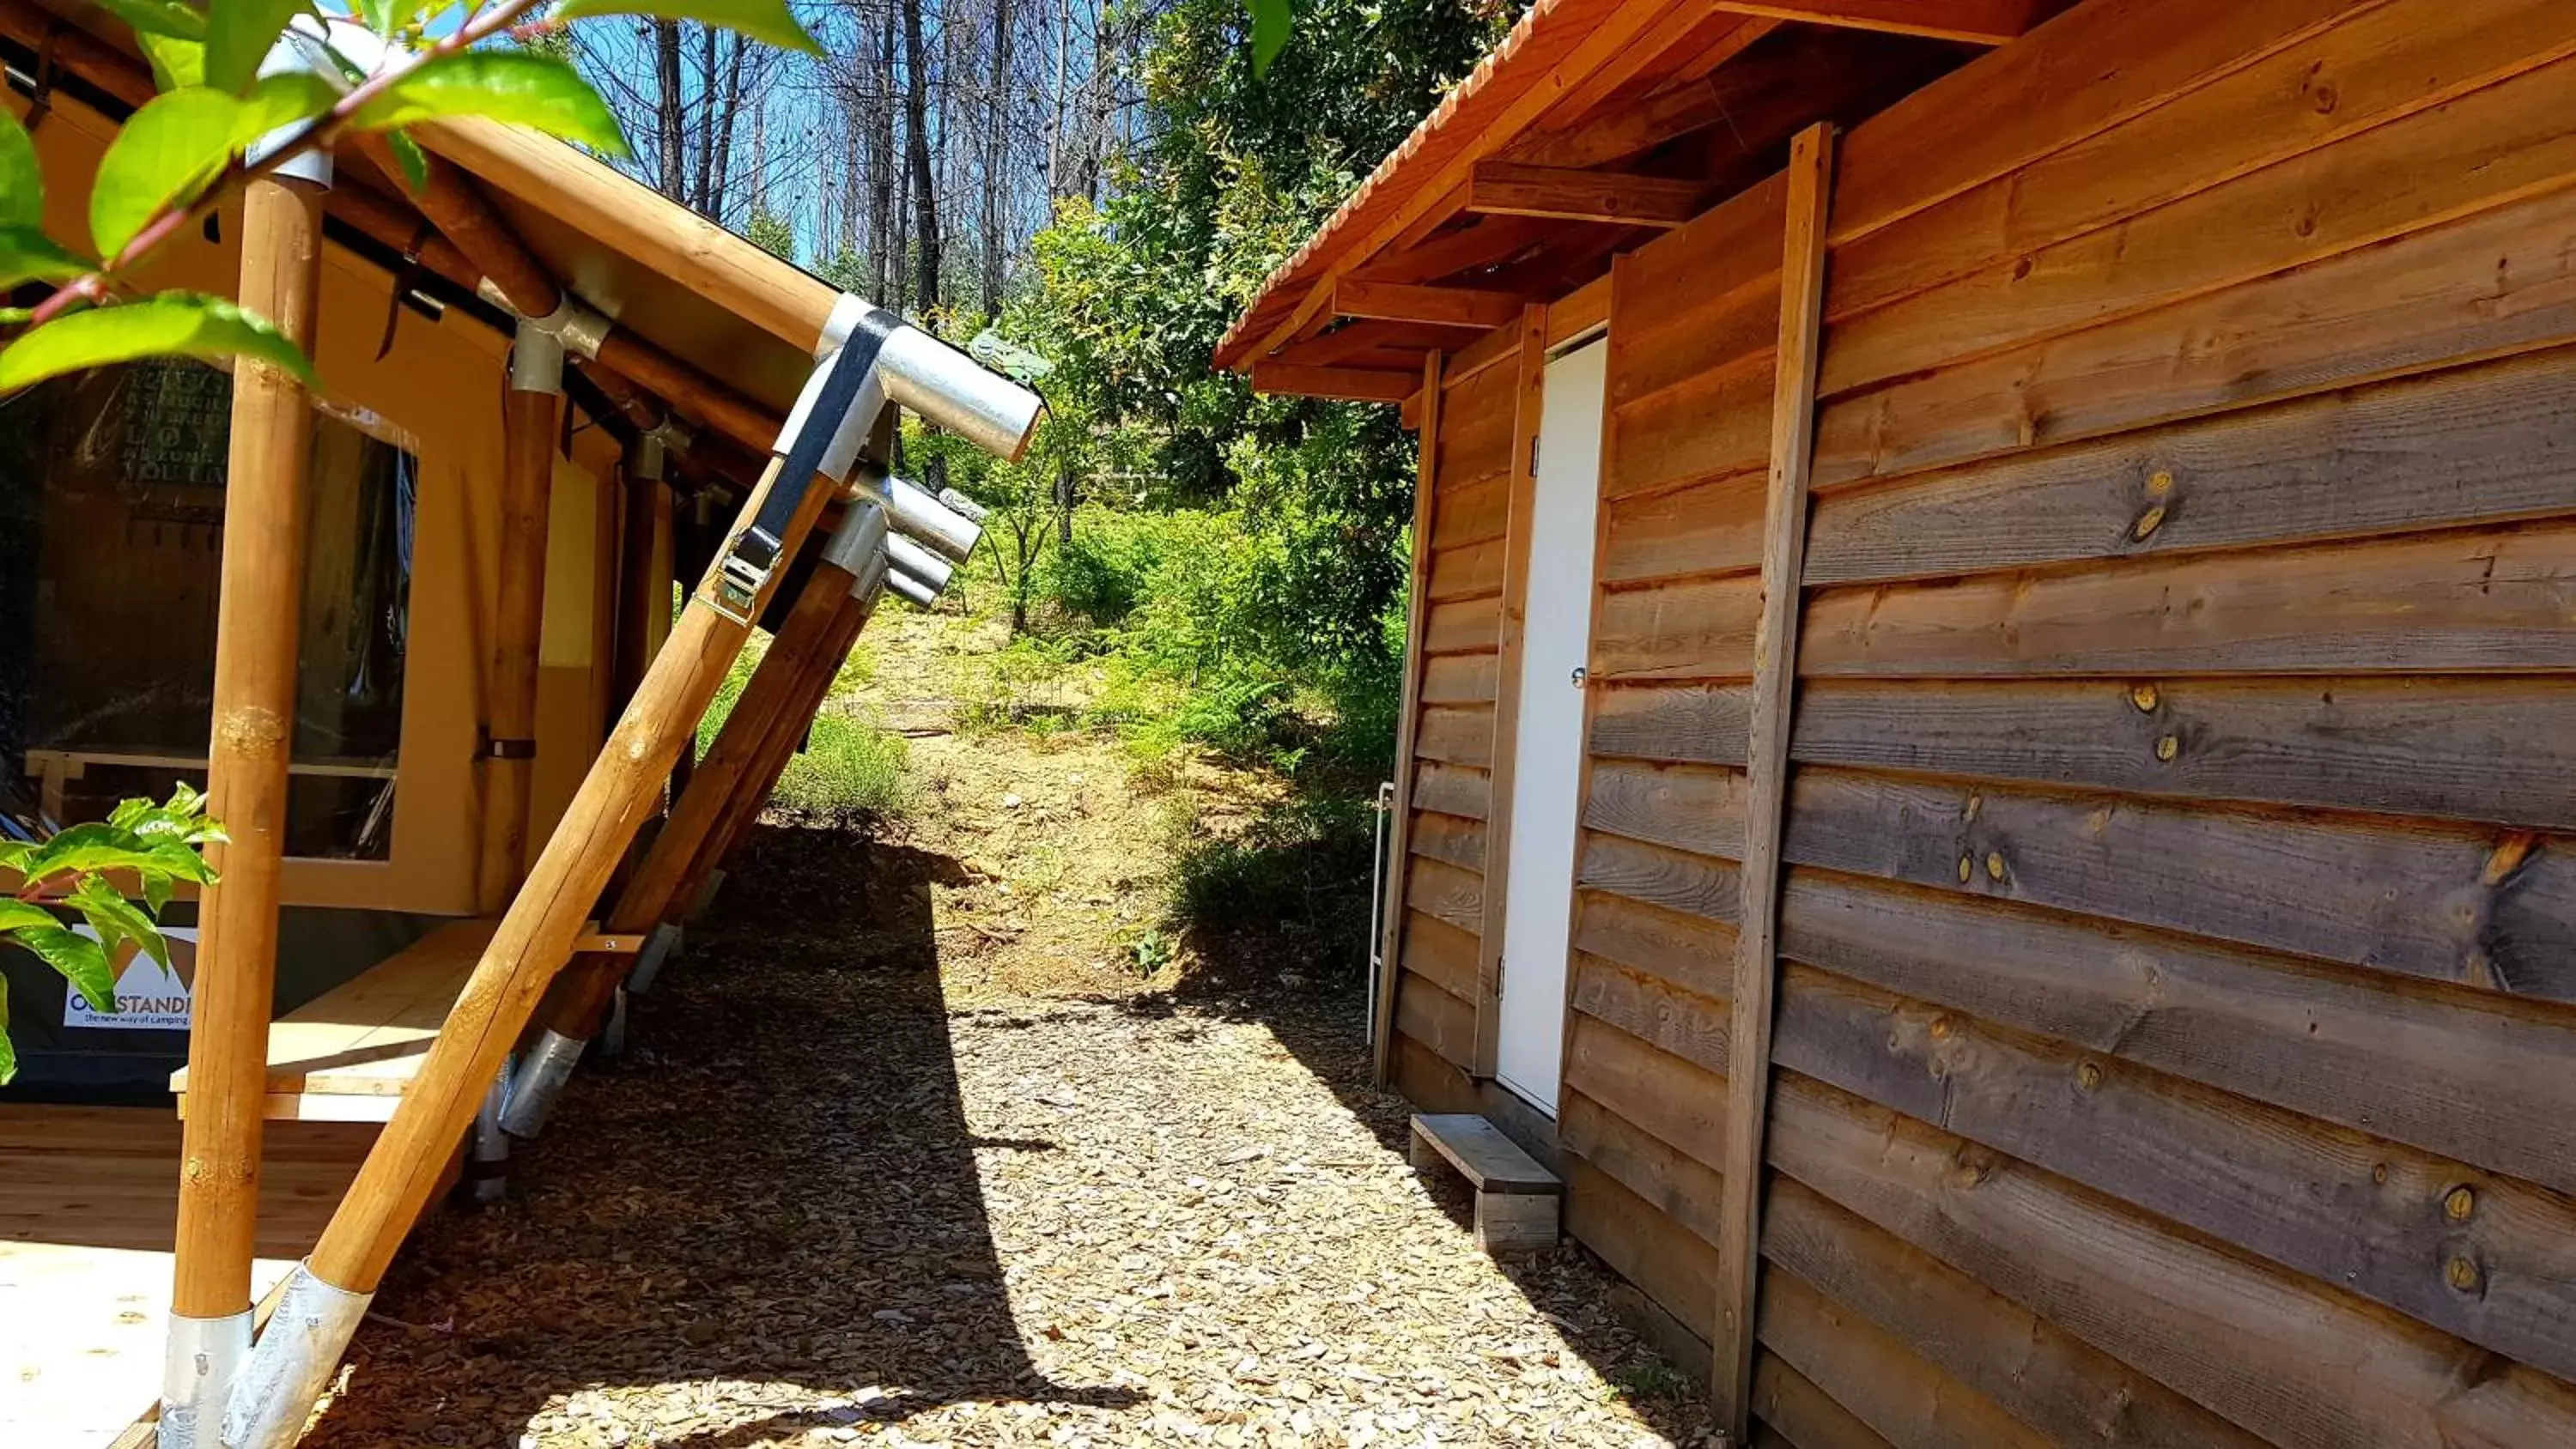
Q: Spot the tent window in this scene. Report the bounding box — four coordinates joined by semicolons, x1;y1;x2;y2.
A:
0;358;417;860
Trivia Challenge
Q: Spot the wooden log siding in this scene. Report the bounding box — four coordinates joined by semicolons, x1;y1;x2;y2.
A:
1452;0;2576;1441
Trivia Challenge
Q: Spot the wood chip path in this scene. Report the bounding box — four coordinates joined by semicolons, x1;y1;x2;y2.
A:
303;828;1712;1448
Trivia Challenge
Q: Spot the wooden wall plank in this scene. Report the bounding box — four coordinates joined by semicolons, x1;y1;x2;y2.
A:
1800;522;2576;678
1589;682;1752;767
1604;361;1775;502
1615;278;1783;413
1776;865;2576;1197
1769;1073;2576;1449
1414;704;1496;766
1392;1028;1484;1114
1430;472;1510;549
1779;765;2576;1001
1581;761;1751;862
1829;0;2373;246
1571;951;1734;1078
1811;179;2576;490
1564;1154;1722;1343
1807;343;2576;586
1591;575;1762;680
1579;831;1744;924
1572;888;1740;997
1437;360;1518;485
1601;471;1768;586
1404;855;1485;934
1829;0;2576;324
1750;1350;1893;1449
1411;761;1492;822
1426;537;1505;601
1419;652;1499;706
1615;172;1789;368
1395;973;1479;1068
1820;50;2576;397
1564;1012;1730;1171
1774;961;2576;1380
1759;1266;2053;1449
1791;676;2576;830
1375;351;1445;1086
1400;906;1480;1000
1764;1173;2268;1449
1407;813;1487;874
1563;1086;1725;1244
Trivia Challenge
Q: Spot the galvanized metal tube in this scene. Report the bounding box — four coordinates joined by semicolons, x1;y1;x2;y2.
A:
221;1264;372;1449
885;532;954;593
496;1028;584;1139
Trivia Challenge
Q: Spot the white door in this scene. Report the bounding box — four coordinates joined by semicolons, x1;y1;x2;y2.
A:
1493;339;1607;1114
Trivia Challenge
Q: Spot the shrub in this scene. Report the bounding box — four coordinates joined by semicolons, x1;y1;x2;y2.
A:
771;708;911;825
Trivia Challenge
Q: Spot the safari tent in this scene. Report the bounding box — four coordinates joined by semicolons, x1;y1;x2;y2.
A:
1230;0;2576;1443
0;3;1037;1443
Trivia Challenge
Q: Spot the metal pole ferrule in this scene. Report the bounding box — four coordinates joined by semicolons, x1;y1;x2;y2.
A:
497;1028;584;1139
222;1264;372;1449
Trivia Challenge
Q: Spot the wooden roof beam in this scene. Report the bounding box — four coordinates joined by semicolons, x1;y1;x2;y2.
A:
1250;362;1422;403
1273;319;1482;368
1712;0;2044;45
1466;161;1708;227
1333;279;1530;330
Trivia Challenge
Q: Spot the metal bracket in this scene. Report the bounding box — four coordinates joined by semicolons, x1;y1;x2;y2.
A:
709;305;901;623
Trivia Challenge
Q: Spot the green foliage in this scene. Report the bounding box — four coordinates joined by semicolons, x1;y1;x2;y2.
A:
771;710;912;825
205;0;311;94
0;786;227;1084
553;0;822;57
349;52;627;151
745;205;797;262
90;76;337;257
0;293;315;391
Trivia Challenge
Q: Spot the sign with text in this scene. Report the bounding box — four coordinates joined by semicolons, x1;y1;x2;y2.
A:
63;925;198;1031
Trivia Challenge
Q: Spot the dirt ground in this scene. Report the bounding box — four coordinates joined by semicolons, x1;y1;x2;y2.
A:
302;608;1715;1448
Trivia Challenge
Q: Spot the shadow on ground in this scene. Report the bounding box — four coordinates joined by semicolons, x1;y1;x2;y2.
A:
305;823;1137;1447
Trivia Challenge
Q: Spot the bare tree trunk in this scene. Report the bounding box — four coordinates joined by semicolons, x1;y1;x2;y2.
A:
869;3;899;302
981;0;1011;314
692;23;719;212
902;0;940;314
841;101;864;263
749;88;769;216
653;21;685;201
708;33;744;221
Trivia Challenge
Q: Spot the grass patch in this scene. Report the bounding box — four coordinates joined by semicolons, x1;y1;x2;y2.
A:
770;706;911;826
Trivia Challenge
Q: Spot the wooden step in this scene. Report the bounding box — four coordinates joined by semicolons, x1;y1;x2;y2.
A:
1409;1113;1560;1253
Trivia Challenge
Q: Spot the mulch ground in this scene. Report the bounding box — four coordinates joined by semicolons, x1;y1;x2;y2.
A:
301;822;1714;1448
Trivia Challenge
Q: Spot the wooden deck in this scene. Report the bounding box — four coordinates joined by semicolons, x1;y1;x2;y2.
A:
0;1105;373;1447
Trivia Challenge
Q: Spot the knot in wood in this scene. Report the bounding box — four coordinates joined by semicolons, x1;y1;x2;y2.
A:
1958;855;1973;884
2075;1060;2104;1092
216;706;288;754
2129;683;2158;712
1984;852;2007;882
2130;504;2166;541
2445;1185;2477;1222
2445;1256;2482;1294
2154;734;2179;762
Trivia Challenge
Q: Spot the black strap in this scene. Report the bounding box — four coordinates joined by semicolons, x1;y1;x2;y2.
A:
715;305;902;615
374;225;434;362
21;23;58;133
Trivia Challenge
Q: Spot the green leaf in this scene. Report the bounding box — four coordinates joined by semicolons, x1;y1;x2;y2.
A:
0;227;88;291
138;33;208;91
88;87;243;259
237;70;338;142
349;52;628;155
19;822;152;882
355;0;414;37
0;109;39;230
141;870;174;915
1249;0;1290;75
551;0;819;56
0;974;15;1085
384;129;430;195
71;876;167;971
0;900;63;935
90;0;210;40
206;0;312;94
0;293;315;394
15;925;117;1016
143;840;221;885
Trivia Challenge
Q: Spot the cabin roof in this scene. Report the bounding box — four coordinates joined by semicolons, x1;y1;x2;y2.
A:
1217;0;2050;388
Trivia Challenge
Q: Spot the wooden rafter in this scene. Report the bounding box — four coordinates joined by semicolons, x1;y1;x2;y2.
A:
1273;319;1483;368
1713;0;2044;44
1249;361;1423;403
1334;279;1531;330
1356;214;1558;287
1466;160;1708;227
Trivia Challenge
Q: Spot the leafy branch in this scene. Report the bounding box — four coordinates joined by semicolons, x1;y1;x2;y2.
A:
0;785;227;1084
0;0;819;392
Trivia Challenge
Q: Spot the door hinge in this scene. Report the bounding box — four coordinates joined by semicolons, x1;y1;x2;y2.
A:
1494;955;1506;997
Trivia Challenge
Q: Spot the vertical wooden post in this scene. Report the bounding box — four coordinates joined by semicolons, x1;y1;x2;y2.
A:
1372;351;1444;1087
1712;122;1836;1438
167;167;327;1414
1469;310;1552;1081
477;338;563;912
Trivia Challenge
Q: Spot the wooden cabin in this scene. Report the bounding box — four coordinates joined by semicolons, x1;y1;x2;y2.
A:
0;3;917;1440
1229;0;2576;1443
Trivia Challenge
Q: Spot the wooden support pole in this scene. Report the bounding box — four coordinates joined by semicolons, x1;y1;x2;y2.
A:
270;455;831;1332
683;586;872;900
542;551;866;1046
477;366;560;912
1372;351;1444;1087
166;167;327;1405
1712;122;1835;1439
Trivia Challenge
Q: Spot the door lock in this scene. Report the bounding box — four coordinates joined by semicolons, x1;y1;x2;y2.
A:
1570;666;1588;689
